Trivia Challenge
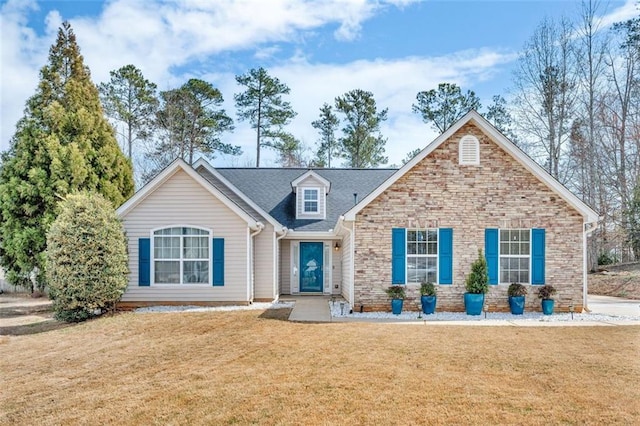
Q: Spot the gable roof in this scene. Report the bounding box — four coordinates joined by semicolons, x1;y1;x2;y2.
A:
215;168;396;232
116;158;262;229
343;110;600;223
291;170;331;192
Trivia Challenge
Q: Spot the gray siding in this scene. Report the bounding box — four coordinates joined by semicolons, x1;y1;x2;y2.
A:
279;240;291;295
121;169;250;303
331;247;342;295
254;225;276;300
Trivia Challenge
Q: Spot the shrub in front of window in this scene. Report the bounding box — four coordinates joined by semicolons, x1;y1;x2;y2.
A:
465;249;489;294
46;192;128;322
385;285;406;300
507;283;528;297
420;281;437;296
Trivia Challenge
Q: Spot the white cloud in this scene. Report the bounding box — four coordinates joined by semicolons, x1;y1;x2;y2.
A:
599;0;638;28
0;0;514;168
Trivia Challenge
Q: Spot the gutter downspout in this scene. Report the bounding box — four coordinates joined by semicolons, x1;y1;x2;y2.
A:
249;222;265;303
337;216;354;307
275;227;288;301
583;221;599;312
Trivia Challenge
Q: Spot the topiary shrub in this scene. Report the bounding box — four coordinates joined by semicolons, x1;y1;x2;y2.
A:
465;249;489;294
46;192;129;322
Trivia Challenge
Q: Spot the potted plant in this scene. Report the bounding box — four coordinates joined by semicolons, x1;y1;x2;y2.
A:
385;285;406;315
537;284;557;315
464;249;489;315
420;281;437;315
507;283;528;315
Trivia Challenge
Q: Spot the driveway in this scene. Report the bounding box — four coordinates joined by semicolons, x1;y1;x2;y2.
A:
588;294;640;317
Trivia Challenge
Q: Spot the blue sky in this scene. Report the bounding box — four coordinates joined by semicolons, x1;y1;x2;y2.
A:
1;0;637;167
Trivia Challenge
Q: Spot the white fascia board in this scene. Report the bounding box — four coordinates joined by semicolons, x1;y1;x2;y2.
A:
282;230;339;240
344;110;599;223
117;158;260;229
291;170;331;193
193;158;285;233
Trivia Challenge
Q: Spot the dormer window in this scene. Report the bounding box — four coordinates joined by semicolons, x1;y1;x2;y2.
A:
459;135;480;165
303;189;319;213
292;170;330;220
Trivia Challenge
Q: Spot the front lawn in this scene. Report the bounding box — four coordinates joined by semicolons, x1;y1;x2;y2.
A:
1;310;638;424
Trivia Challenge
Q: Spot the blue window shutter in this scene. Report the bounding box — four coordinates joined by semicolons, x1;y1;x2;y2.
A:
485;229;499;285
531;229;545;285
212;238;225;286
391;228;406;284
438;228;453;284
138;238;150;286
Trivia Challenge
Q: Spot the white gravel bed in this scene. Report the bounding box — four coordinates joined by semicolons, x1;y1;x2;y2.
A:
135;301;294;313
329;301;640;322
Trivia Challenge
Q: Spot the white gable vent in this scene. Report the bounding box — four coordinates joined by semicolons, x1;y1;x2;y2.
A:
459;135;480;165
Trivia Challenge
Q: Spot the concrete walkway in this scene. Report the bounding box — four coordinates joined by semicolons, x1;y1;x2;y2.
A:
285;294;640;324
285;296;332;322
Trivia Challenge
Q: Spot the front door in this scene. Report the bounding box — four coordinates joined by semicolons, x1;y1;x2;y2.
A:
299;242;324;292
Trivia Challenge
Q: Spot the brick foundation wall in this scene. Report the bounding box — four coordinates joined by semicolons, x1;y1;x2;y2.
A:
353;123;585;313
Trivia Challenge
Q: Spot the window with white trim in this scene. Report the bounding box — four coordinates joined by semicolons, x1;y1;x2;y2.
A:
153;227;210;284
406;229;438;283
459;135;480;165
499;229;530;284
303;188;319;213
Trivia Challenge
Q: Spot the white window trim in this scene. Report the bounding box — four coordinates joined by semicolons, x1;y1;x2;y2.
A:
303;188;320;213
498;228;531;285
405;228;439;285
459;134;480;165
150;225;212;286
297;186;326;219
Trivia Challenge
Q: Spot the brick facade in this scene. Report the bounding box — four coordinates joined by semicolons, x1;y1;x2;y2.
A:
352;123;585;312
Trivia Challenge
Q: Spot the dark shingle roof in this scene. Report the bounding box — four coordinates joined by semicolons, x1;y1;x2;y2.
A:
213;168;397;232
196;166;266;223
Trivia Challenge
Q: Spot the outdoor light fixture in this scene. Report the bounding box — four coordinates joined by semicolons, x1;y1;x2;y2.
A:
340;301;345;315
484;303;489;319
569;303;574;320
334;242;341;251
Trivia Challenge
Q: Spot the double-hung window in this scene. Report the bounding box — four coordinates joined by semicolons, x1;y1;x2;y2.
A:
303;189;319;213
406;229;438;283
153;227;210;284
499;229;530;284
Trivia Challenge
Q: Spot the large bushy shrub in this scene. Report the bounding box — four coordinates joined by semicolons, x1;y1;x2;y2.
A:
46;192;128;322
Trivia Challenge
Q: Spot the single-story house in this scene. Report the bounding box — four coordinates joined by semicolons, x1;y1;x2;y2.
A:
116;111;599;312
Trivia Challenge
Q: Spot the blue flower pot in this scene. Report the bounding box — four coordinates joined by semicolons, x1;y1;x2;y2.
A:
541;299;554;315
391;299;403;315
509;296;525;315
421;295;437;315
464;293;485;315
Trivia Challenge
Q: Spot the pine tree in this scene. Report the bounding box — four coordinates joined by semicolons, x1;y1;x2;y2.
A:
143;78;238;181
0;22;134;291
412;83;482;133
234;67;297;167
311;103;340;167
335;89;388;168
98;64;159;160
